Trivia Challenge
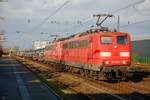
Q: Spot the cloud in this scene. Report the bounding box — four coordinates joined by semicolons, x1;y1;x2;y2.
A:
136;0;150;14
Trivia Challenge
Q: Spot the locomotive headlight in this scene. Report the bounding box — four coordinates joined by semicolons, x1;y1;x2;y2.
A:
105;61;109;64
122;60;126;64
120;52;129;57
100;52;111;57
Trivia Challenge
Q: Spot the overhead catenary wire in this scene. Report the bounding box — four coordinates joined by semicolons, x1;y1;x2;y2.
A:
65;0;147;33
20;0;71;42
25;0;146;35
112;0;146;13
27;0;70;33
23;0;148;41
133;6;150;16
84;0;146;23
120;18;150;28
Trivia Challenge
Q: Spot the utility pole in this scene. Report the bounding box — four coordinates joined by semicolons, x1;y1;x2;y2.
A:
0;30;7;42
117;16;120;32
0;31;6;57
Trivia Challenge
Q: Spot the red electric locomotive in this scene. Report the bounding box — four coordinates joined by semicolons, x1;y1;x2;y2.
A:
44;41;62;63
44;14;131;80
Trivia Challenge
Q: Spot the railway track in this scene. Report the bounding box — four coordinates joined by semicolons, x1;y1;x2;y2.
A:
119;82;150;94
69;72;150;100
140;77;150;87
55;73;126;100
16;57;150;100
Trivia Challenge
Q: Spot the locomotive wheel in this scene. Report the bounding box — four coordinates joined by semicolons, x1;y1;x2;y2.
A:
73;67;80;74
65;66;69;71
93;71;98;80
89;70;93;78
66;66;69;71
80;69;85;76
71;67;75;73
85;69;90;78
98;73;105;80
93;75;98;80
106;72;113;79
68;66;73;72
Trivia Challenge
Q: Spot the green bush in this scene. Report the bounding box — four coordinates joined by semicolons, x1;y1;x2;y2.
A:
132;55;150;64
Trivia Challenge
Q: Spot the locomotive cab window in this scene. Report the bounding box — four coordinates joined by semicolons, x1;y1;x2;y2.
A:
117;36;127;44
101;36;112;44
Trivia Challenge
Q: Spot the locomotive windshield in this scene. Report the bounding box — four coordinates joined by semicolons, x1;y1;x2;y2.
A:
101;36;112;44
117;36;127;44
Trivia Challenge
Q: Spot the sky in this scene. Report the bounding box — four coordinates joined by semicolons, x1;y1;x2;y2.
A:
0;0;150;50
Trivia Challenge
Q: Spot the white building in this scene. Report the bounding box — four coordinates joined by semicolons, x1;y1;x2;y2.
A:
33;41;49;50
131;35;150;41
